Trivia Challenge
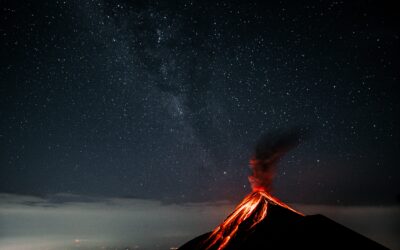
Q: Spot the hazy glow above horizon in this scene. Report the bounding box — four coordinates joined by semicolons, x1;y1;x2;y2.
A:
0;193;398;250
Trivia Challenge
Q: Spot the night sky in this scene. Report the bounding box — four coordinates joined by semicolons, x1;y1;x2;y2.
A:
1;0;399;205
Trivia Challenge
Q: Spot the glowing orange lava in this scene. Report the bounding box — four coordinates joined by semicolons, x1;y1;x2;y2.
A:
202;191;303;250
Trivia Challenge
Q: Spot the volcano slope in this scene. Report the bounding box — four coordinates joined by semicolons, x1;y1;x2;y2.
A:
179;191;388;250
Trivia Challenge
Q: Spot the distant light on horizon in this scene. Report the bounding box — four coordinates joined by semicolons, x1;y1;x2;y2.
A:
0;193;398;250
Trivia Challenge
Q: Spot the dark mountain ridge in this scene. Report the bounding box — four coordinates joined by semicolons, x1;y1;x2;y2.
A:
179;191;388;250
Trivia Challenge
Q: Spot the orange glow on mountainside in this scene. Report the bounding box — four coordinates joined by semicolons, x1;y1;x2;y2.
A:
202;191;303;250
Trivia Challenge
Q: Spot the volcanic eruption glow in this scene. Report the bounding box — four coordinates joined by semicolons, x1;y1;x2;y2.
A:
180;129;391;250
203;191;303;250
202;129;305;250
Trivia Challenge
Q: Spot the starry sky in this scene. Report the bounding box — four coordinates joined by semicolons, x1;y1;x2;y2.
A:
1;0;399;205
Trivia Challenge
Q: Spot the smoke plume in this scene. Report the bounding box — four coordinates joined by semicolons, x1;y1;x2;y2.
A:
249;128;306;192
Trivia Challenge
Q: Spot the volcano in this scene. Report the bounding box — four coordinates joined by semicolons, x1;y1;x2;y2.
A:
178;190;388;250
179;130;388;249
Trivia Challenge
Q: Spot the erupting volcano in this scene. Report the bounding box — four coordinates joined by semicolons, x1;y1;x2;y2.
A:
201;190;303;250
179;129;388;250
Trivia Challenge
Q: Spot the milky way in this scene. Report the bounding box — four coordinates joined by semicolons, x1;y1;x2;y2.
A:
1;0;399;204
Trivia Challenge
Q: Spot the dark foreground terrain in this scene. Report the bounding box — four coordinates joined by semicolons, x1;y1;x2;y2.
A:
179;201;389;250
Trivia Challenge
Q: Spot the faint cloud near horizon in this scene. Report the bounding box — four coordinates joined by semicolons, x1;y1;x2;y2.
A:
0;193;399;250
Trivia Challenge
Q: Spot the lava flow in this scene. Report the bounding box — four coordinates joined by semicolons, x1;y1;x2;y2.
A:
180;129;388;250
202;190;302;250
201;129;305;250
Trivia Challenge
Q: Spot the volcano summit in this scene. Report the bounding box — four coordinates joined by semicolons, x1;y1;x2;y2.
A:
179;130;388;250
178;190;388;250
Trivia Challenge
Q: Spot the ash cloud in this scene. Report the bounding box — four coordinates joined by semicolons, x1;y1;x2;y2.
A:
249;128;308;192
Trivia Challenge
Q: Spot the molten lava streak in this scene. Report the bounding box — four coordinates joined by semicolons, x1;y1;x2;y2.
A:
200;130;306;250
202;190;303;250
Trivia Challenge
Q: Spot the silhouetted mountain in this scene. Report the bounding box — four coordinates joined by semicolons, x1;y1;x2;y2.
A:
179;191;388;250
